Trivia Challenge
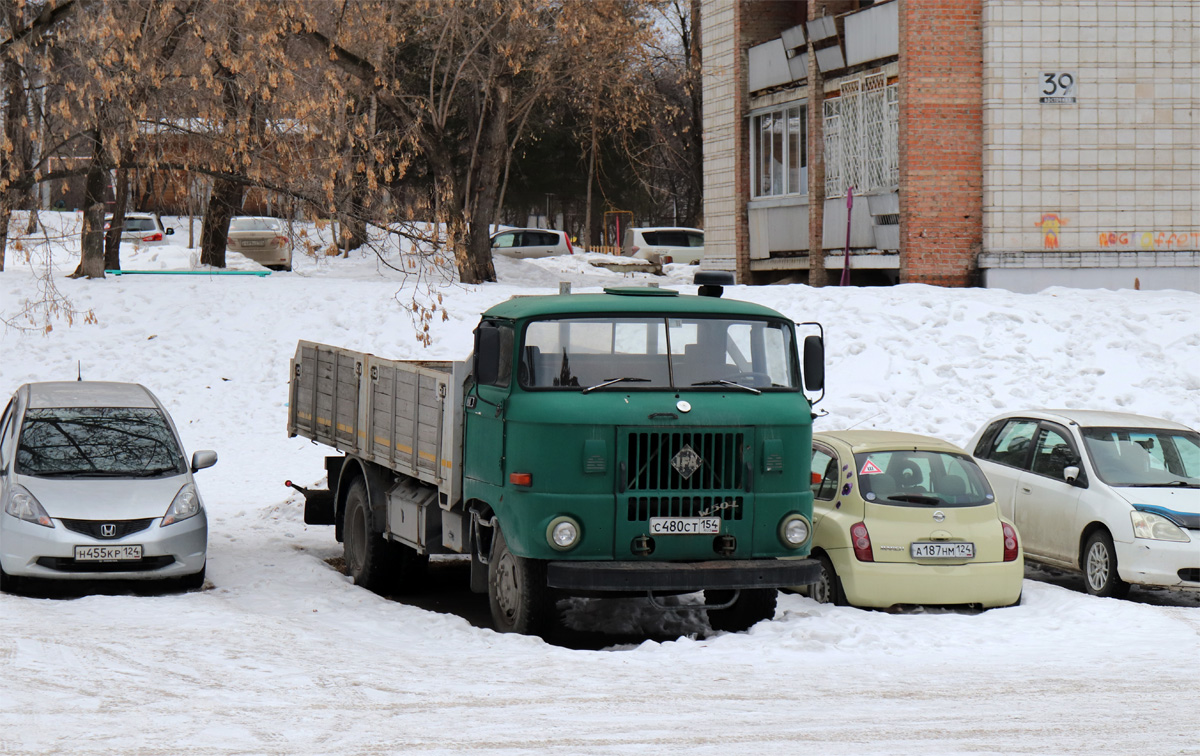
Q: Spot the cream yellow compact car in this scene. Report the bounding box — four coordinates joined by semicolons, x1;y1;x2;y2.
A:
796;430;1024;609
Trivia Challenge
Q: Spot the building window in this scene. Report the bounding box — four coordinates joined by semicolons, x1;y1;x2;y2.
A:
751;104;807;198
824;72;898;198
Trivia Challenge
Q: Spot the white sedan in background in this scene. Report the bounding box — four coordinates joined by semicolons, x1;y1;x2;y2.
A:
968;409;1199;597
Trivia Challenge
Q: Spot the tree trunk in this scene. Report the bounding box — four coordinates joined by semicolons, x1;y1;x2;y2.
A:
806;1;829;287
104;163;131;271
70;130;107;279
199;178;244;267
584;117;597;248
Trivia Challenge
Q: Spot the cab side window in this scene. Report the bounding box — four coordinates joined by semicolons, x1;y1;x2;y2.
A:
985;419;1039;470
811;447;839;500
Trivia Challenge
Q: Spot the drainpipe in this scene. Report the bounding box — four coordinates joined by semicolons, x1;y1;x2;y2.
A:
840;186;853;285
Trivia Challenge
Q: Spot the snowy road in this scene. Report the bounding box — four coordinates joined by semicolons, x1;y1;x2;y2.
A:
4;517;1198;756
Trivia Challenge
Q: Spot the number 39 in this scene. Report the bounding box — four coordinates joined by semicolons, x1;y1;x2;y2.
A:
1043;73;1073;96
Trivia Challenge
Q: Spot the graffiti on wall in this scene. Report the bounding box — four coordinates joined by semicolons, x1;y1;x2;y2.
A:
1098;232;1200;250
1034;213;1066;249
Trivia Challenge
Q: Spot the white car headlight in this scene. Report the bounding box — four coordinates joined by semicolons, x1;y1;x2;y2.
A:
162;483;201;526
1130;510;1190;542
3;485;55;528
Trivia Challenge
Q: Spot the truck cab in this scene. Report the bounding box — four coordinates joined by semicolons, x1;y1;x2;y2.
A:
465;281;824;633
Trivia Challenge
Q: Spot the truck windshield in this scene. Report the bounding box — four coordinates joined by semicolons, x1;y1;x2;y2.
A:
519;316;797;390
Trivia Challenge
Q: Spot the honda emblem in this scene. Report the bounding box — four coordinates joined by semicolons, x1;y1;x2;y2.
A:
100;523;116;537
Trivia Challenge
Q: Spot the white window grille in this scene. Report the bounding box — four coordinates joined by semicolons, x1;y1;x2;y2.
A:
824;72;898;198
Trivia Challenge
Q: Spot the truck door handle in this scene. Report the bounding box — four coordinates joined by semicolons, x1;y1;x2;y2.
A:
1020;486;1032;494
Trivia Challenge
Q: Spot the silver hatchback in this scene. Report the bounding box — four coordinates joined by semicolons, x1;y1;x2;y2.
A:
0;382;215;591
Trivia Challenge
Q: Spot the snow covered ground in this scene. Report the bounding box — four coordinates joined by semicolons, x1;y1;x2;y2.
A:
1;213;1198;756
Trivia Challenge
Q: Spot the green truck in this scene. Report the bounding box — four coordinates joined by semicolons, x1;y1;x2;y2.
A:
287;273;825;634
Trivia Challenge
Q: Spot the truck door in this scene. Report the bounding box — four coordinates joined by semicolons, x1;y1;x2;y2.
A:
464;321;512;487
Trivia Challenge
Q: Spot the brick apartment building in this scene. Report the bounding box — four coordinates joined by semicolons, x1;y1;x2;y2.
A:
701;0;1200;293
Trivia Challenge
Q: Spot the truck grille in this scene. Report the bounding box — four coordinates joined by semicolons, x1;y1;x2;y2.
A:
623;430;745;491
626;495;745;522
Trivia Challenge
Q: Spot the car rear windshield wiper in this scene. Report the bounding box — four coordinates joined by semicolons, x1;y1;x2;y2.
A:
581;377;651;394
689;379;762;395
885;494;944;505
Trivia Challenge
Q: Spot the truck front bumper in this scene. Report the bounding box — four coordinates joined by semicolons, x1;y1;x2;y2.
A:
547;558;820;592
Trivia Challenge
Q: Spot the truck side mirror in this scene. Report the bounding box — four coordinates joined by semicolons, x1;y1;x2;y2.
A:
803;335;824;392
1063;465;1080;484
475;326;502;386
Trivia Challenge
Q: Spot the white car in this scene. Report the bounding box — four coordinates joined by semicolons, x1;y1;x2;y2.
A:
490;228;574;258
0;382;215;592
968;410;1199;597
104;213;174;246
623;227;704;265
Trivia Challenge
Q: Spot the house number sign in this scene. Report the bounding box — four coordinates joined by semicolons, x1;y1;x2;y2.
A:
1039;72;1077;104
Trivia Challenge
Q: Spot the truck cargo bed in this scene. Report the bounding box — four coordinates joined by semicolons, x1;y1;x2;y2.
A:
287;341;468;506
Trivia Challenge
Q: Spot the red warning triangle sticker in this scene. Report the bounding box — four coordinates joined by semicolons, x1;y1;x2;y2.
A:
860;459;884;475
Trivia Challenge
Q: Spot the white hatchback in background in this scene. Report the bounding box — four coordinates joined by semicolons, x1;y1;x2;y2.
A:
968;410;1200;597
490;228;574;258
623;227;704;265
0;382;215;592
105;213;174;247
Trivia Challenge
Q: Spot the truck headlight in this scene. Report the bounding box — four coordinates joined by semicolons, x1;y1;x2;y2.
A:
547;516;581;551
779;514;810;548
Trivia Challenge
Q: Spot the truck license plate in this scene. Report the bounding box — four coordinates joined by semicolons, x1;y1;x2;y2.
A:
910;542;974;559
75;545;143;562
648;517;721;535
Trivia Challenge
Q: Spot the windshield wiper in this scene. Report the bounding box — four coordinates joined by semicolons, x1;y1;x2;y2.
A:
125;467;182;477
689;379;761;395
1126;481;1200;488
29;469;132;478
885;494;943;505
581;377;651;394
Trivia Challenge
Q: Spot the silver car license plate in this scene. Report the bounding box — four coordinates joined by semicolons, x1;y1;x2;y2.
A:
910;541;974;559
648;517;721;535
75;545;143;562
241;240;266;247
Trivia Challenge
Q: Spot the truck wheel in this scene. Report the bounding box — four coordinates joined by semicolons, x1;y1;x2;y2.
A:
344;478;391;591
488;526;552;635
705;588;777;633
1083;530;1130;599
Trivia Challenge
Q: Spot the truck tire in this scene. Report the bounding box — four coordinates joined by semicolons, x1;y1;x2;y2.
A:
705;588;777;633
488;526;553;635
344;478;391;591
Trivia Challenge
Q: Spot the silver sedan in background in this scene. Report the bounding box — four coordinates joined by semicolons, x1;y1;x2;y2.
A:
0;382;215;592
227;216;293;271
